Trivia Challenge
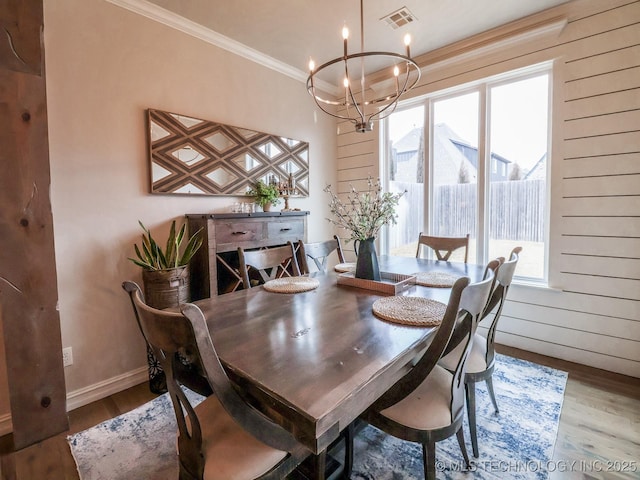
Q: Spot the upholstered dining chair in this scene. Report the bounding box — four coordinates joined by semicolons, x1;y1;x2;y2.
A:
439;247;521;457
237;242;300;289
297;235;346;274
416;233;470;263
354;261;497;480
122;281;308;480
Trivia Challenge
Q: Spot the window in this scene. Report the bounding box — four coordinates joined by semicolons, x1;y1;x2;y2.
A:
382;67;550;281
384;105;425;257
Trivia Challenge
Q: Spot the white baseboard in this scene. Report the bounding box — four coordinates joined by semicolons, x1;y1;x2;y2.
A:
65;366;149;412
0;367;150;436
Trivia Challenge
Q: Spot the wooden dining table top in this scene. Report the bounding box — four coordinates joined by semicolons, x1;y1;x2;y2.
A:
194;255;485;454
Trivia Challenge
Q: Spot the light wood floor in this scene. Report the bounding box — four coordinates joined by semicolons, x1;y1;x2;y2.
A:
0;345;638;480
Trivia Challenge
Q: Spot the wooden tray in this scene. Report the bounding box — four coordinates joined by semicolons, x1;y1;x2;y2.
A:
337;271;416;295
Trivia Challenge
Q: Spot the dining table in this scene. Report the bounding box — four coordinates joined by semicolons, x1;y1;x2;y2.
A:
193;255;486;478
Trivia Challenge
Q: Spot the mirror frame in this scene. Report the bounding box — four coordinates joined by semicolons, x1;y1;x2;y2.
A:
147;109;309;196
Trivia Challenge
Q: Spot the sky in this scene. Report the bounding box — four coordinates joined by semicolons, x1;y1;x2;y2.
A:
389;73;549;170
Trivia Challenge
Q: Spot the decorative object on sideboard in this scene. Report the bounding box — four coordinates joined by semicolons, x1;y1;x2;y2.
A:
273;172;301;211
247;179;281;212
324;177;405;280
147;108;309;196
306;0;420;133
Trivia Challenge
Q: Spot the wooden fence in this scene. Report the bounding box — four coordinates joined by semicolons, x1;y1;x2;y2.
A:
388;179;546;248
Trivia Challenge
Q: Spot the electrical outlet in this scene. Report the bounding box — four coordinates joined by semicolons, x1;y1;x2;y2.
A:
62;347;73;367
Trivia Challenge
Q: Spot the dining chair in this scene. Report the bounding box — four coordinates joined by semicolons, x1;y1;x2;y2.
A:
354;262;497;480
237;242;300;289
123;282;212;397
297;235;346;274
439;247;521;457
122;281;308;480
416;233;470;263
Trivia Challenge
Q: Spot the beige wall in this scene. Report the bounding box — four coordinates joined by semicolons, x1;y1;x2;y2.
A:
337;0;640;377
2;0;637;434
1;0;334;427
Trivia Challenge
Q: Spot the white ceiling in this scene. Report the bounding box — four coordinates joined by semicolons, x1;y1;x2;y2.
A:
143;0;570;87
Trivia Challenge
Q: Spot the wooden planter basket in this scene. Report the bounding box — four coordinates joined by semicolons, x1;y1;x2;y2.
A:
142;265;190;310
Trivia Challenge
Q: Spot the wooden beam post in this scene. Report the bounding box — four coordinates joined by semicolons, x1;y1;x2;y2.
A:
0;0;69;448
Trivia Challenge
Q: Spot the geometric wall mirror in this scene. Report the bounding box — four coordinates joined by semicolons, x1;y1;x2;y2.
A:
147;108;309;196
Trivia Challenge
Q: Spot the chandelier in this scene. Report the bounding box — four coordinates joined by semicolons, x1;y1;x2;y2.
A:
306;0;421;133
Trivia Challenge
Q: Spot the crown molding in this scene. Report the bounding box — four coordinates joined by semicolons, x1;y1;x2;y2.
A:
104;0;337;95
416;16;567;75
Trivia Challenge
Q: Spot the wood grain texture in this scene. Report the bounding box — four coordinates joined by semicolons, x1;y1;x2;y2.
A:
496;345;640;480
1;346;636;480
0;382;156;480
196;258;484;453
0;0;67;448
331;0;640;376
186;212;308;298
0;0;41;75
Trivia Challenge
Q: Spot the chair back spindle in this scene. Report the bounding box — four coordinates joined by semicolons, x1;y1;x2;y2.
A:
298;235;345;274
238;242;300;288
482;247;521;367
416;233;470;263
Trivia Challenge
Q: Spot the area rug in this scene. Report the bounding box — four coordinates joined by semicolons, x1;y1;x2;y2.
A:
67;354;566;480
350;354;567;480
67;388;205;480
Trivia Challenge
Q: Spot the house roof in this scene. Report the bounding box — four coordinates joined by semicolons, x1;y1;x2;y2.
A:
524;152;547;180
392;123;478;184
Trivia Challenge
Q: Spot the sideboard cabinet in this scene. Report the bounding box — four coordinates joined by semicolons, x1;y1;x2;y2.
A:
186;211;309;299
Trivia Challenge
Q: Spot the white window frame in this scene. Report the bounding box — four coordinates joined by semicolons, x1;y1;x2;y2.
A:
381;62;552;283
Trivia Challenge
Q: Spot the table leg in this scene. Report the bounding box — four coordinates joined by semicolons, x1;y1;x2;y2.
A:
311;450;327;480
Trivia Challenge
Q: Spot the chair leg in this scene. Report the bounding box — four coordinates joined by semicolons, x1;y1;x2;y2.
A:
465;382;479;458
422;440;437;480
486;376;500;414
342;423;354;479
455;428;471;469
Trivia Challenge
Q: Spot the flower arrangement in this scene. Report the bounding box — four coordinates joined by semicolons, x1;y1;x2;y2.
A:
324;177;405;241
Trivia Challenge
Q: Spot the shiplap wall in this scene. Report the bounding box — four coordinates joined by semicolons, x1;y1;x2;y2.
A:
336;0;640;377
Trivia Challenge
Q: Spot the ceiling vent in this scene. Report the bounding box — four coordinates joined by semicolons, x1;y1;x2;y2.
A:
381;7;417;29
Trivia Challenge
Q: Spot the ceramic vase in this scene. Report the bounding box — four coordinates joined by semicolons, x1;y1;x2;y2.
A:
354;237;381;281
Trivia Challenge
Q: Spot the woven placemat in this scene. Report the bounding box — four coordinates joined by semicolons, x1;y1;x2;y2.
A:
414;271;460;288
334;262;356;273
263;276;320;293
372;296;446;326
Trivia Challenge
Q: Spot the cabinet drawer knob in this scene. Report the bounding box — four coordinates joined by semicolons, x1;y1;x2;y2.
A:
280;227;291;231
232;231;248;235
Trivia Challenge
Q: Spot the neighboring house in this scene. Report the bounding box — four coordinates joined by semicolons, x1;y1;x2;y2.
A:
524;153;547;180
390;127;423;182
391;123;511;184
449;138;511;181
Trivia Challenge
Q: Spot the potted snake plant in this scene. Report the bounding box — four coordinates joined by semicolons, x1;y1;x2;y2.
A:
129;220;203;309
128;219;203;393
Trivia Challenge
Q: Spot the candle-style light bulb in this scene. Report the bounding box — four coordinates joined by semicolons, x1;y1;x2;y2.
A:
342;24;349;57
393;66;400;94
343;77;350;88
404;33;411;57
308;59;315;72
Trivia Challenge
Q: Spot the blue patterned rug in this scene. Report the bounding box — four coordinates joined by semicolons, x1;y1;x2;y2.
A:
67;354;566;480
351;354;567;480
